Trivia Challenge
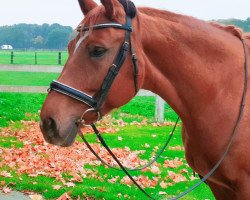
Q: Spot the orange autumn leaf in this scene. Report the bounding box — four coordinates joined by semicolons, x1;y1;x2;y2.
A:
2;186;11;194
52;185;62;190
29;194;43;200
164;158;183;168
57;192;72;200
167;171;187;183
0;121;148;184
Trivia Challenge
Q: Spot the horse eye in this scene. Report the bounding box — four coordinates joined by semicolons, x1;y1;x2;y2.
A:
89;46;107;58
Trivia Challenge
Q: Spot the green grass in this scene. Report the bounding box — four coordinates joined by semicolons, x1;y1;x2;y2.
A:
0;71;59;86
0;90;215;199
114;97;178;122
0;50;68;65
0;125;215;200
0;92;177;128
0;136;23;148
0;93;46;127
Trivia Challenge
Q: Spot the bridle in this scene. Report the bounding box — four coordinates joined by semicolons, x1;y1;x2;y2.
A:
49;15;138;126
47;3;249;200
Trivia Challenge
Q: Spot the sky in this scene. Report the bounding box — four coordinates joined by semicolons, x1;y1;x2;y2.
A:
1;0;249;28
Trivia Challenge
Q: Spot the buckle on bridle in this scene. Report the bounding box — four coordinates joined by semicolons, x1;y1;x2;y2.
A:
78;108;101;126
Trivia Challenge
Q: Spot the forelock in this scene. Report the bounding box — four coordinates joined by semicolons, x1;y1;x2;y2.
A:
118;0;137;18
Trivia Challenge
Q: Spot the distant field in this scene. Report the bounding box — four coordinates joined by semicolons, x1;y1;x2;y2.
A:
0;71;59;86
0;50;68;65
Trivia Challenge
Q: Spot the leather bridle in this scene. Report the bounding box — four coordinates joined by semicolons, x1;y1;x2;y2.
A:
49;15;138;125
47;4;249;200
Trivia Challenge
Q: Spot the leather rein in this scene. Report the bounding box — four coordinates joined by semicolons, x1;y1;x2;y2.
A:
48;7;249;200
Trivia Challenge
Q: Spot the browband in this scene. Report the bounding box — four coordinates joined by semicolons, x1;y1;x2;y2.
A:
76;23;132;32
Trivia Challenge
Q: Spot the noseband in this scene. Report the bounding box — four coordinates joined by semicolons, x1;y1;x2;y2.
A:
49;15;138;125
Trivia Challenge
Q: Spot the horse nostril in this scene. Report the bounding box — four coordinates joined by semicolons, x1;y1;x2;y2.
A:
42;117;58;138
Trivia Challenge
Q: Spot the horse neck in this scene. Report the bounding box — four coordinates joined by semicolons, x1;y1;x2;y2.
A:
137;8;245;125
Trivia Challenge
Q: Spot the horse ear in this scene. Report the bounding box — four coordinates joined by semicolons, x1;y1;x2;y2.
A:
78;0;98;15
100;0;124;20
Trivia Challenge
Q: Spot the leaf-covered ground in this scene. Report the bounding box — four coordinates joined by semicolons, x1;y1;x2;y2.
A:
0;117;215;200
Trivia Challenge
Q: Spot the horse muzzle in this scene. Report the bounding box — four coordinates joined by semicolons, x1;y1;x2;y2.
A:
49;80;102;126
40;116;79;147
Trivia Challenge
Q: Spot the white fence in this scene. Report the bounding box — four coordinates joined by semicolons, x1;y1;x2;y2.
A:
0;65;165;122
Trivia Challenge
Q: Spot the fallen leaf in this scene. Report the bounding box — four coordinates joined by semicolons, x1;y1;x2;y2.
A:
52;185;62;190
64;182;75;187
0;171;12;178
150;166;161;174
2;186;12;194
29;194;43;200
164;158;183;168
167;171;187;183
190;175;198;181
108;176;119;184
160;181;168;189
159;191;167;195
0;181;6;186
56;192;72;200
117;193;122;198
179;169;188;174
169;146;184;151
120;176;132;185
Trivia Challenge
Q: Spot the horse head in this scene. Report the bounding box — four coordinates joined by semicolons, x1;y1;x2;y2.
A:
40;0;143;147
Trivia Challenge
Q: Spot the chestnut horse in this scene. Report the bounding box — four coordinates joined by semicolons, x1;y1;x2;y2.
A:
40;0;250;199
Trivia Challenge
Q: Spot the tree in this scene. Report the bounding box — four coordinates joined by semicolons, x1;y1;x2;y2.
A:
0;23;73;49
32;36;44;49
46;28;71;49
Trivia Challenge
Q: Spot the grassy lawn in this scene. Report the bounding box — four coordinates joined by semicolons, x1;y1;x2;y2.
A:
0;121;215;200
0;71;177;126
0;93;46;127
0;93;178;128
0;92;215;199
0;70;214;199
0;50;68;65
0;71;59;86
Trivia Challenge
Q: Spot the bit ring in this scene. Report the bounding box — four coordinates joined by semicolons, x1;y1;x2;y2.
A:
79;108;101;126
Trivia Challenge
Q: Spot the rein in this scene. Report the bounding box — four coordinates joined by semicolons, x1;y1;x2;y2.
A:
78;117;179;171
47;5;249;199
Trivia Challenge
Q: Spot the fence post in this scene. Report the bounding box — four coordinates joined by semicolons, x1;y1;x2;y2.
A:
35;52;37;65
10;51;14;64
155;95;165;122
58;52;62;65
